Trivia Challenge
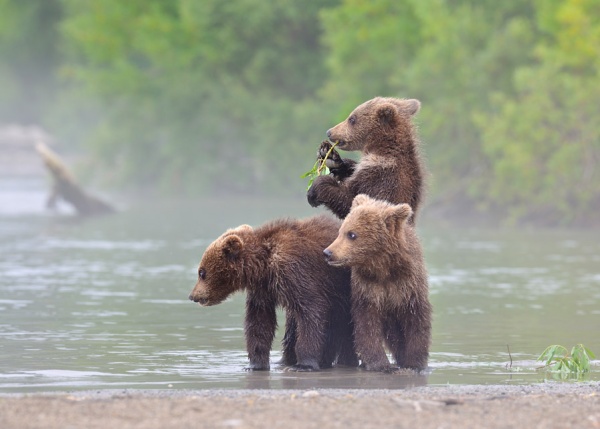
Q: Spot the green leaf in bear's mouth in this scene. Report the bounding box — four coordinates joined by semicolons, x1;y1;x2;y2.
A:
301;141;339;190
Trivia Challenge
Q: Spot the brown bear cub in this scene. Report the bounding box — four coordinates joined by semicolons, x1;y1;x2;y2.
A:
189;214;358;371
323;194;432;372
307;97;425;223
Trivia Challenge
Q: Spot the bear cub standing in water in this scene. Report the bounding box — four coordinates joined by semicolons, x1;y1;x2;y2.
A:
323;194;432;372
189;214;358;371
308;97;425;223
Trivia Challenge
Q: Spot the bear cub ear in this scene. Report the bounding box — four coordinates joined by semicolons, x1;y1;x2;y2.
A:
402;99;421;116
351;194;373;209
383;203;413;237
234;224;253;233
376;103;398;126
222;234;244;260
225;224;252;235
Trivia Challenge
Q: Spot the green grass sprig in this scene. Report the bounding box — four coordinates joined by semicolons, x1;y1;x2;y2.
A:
301;141;339;190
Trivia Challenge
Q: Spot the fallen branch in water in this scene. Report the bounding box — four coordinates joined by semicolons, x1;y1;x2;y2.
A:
35;141;114;217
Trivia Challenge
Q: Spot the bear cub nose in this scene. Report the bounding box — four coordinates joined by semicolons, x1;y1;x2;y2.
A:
323;248;333;261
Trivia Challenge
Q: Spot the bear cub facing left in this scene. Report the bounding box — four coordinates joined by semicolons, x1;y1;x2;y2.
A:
324;194;432;372
307;97;425;223
189;214;358;371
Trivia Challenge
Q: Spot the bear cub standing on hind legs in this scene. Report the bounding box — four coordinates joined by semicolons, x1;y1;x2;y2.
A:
188;214;358;371
307;97;425;223
323;194;432;372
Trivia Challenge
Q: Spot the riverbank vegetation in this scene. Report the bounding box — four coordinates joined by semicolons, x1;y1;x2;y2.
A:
1;0;599;225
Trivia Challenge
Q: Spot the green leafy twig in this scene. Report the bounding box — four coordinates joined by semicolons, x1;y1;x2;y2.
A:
536;344;595;379
301;141;339;190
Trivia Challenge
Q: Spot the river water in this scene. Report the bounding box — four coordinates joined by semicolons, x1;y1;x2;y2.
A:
1;176;599;392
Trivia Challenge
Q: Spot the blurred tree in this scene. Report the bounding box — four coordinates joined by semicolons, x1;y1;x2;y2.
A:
320;0;538;212
0;0;62;123
477;0;600;224
59;0;337;193
4;0;597;224
319;0;422;113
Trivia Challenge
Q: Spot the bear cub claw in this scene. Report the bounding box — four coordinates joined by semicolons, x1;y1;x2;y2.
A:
286;364;319;372
244;363;270;371
318;140;343;169
360;362;396;373
318;140;355;180
392;367;428;376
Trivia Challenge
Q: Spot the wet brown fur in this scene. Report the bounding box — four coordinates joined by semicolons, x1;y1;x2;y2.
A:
189;214;358;371
324;195;432;371
307;97;425;223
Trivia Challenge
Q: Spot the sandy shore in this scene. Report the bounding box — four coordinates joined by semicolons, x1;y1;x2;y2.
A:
1;382;599;429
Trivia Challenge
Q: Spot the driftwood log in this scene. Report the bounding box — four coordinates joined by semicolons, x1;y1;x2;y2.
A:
35;142;114;216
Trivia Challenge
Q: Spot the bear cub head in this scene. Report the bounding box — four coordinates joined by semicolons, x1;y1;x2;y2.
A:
323;194;413;269
189;224;253;306
326;97;420;152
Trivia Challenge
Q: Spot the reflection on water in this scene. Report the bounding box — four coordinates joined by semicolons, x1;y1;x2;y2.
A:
0;177;599;392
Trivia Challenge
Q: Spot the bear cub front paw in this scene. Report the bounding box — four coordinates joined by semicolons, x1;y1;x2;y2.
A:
318;140;355;180
317;140;343;169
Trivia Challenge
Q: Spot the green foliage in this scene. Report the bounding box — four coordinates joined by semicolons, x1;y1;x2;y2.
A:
3;0;600;224
301;141;339;190
0;0;62;122
537;344;596;379
319;0;422;111
320;0;539;206
55;0;336;193
476;0;600;224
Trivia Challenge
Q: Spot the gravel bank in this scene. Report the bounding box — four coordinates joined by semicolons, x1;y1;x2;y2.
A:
1;382;599;429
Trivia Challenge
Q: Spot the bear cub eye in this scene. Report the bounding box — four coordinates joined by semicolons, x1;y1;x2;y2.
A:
347;231;357;240
348;115;356;126
198;268;206;280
